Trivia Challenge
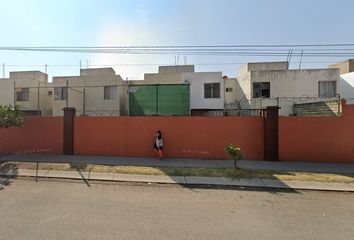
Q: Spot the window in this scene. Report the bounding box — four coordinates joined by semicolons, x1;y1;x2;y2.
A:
204;83;220;98
226;87;233;92
54;87;68;100
253;82;270;98
16;88;29;102
104;86;117;100
319;81;336;98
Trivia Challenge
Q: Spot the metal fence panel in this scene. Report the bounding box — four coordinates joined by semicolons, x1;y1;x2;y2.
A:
129;85;157;116
157;84;189;116
129;84;189;116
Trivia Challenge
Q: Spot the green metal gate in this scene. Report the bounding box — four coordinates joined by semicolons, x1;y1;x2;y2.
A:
129;84;190;116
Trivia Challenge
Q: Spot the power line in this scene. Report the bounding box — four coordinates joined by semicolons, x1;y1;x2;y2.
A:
2;49;354;57
1;43;354;48
0;44;354;57
1;60;346;68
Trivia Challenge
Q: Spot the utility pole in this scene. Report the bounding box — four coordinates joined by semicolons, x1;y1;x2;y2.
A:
44;64;48;83
66;80;69;107
83;88;86;116
2;63;5;78
13;81;16;107
223;76;226;116
126;78;130;116
37;82;40;116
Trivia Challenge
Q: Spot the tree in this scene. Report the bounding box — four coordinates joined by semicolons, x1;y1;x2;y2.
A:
0;105;24;128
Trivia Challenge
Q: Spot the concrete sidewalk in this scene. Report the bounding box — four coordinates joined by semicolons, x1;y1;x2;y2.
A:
1;154;354;174
1;168;354;192
0;154;234;168
237;160;354;174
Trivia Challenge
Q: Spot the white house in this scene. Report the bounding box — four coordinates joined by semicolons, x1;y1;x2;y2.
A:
340;72;354;104
330;59;354;104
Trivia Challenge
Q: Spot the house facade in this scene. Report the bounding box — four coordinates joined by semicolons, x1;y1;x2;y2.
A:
329;59;354;75
0;62;346;117
0;71;52;115
236;62;340;115
133;65;225;116
52;68;127;116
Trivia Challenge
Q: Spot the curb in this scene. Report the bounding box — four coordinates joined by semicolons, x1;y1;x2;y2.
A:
1;171;354;192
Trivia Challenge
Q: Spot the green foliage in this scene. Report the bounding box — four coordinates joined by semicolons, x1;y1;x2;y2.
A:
69;163;88;170
0;105;24;128
225;144;244;168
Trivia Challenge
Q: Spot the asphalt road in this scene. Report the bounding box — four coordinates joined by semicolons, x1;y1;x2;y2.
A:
0;179;353;240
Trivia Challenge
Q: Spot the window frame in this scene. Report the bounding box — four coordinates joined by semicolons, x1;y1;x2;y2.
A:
16;88;30;102
252;82;270;98
54;87;68;100
104;86;117;100
204;83;221;99
318;81;336;98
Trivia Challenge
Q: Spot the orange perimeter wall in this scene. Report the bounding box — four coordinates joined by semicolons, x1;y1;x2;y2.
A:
2;108;353;163
279;102;354;163
74;116;264;160
0;117;63;155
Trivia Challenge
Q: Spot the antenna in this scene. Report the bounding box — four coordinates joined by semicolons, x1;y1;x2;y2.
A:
299;50;304;70
286;49;290;62
288;49;294;65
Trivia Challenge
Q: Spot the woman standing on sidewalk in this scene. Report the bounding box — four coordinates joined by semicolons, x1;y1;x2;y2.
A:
154;130;164;159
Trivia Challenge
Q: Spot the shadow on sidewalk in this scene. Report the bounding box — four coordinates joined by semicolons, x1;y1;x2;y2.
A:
0;159;303;194
0;162;18;191
73;164;93;187
125;165;301;194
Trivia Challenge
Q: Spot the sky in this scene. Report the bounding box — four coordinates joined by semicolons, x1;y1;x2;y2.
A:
0;0;354;80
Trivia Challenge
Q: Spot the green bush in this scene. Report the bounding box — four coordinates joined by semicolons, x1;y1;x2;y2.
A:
225;144;244;169
0;105;24;128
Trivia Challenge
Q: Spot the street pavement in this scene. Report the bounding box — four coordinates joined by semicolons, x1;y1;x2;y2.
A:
0;179;353;240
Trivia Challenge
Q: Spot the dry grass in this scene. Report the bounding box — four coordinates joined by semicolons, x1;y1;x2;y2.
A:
10;162;354;184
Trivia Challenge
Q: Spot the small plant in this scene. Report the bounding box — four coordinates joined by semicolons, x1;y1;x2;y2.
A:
225;144;244;169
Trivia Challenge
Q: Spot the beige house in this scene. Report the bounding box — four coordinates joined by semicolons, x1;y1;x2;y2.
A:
236;62;340;115
329;59;354;75
52;68;127;116
0;71;52;115
1;63;342;117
